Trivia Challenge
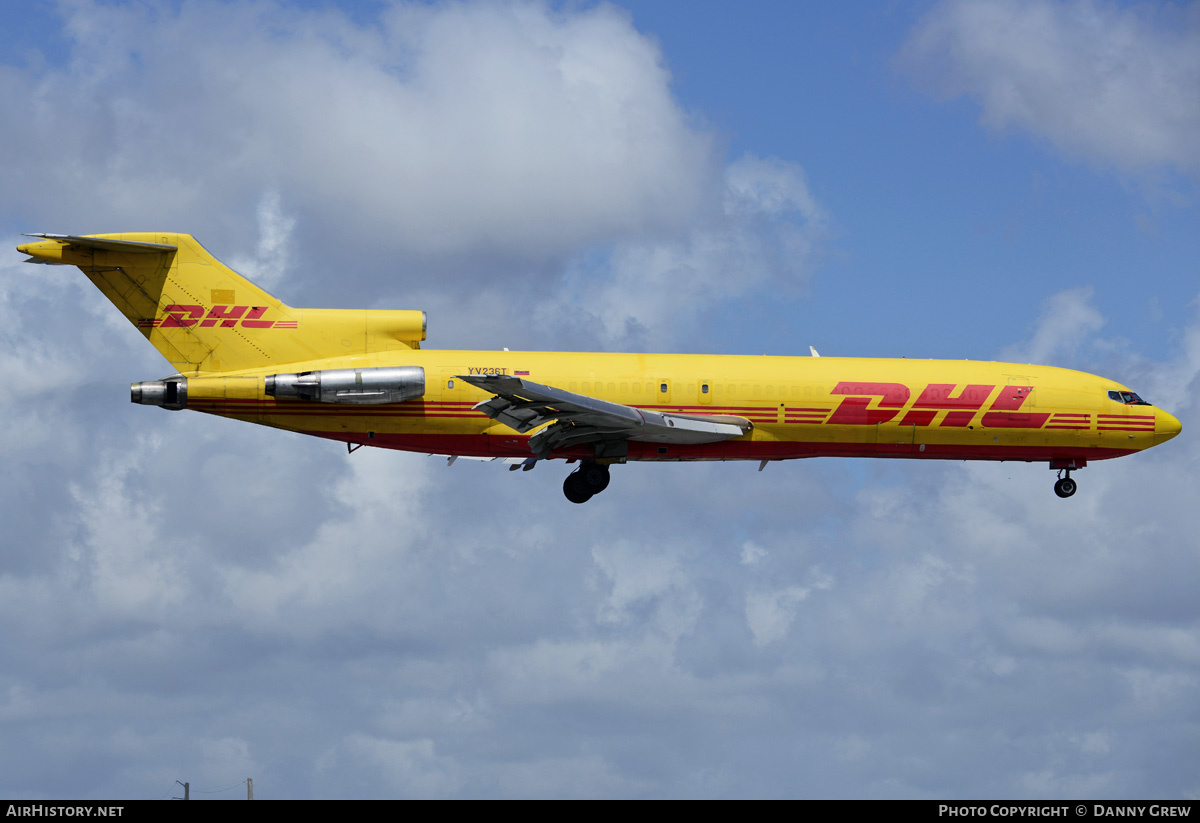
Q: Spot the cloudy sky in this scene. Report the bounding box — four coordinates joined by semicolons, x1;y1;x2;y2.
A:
1;0;1198;799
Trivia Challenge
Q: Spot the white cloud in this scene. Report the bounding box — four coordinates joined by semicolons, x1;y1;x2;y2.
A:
2;0;717;261
486;752;649;799
739;541;767;566
743;565;832;646
227;192;295;293
745;585;813;646
591;539;701;640
68;439;188;617
1018;768;1117;798
3;270;1199;797
0;1;826;353
545;154;826;349
899;0;1200;178
334;734;464;797
1123;668;1200;711
1074;731;1111;756
1001;286;1105;365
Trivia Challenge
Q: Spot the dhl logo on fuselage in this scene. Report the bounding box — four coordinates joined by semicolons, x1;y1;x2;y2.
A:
191;375;1146;435
828;381;1048;428
136;305;299;330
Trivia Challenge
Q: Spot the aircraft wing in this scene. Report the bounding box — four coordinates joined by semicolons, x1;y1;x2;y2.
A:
459;374;752;457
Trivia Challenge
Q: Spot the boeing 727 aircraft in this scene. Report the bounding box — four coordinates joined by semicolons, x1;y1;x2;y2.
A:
16;233;1182;502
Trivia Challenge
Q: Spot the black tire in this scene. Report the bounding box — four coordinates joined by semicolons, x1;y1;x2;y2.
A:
564;472;593;504
1054;477;1077;498
578;462;611;493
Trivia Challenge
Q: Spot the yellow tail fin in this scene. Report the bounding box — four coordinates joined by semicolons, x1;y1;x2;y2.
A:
17;233;425;374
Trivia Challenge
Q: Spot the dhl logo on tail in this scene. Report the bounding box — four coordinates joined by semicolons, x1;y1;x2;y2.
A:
137;305;299;330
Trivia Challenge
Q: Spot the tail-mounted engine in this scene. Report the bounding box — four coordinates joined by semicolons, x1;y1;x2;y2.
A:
131;377;188;410
131;366;425;410
265;366;425;405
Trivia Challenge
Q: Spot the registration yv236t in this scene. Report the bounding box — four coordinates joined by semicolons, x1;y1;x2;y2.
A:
16;233;1182;503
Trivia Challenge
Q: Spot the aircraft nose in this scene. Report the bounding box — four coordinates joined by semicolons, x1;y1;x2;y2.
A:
1155;408;1182;445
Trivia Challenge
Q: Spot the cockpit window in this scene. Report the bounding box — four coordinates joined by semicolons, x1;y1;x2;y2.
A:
1108;390;1152;406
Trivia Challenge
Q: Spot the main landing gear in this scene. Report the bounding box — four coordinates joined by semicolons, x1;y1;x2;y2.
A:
563;462;611;504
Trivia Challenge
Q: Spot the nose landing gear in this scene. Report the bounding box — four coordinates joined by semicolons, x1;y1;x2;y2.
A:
563;462;611;504
1050;459;1085;499
1053;469;1077;498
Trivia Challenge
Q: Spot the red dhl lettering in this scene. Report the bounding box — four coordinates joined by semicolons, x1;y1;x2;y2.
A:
988;386;1032;411
979;385;1050;428
940;411;976;427
242;306;275;329
159;304;204;327
827;382;909;425
827;382;1051;429
900;409;938;426
149;305;285;330
912;383;994;409
200;305;248;328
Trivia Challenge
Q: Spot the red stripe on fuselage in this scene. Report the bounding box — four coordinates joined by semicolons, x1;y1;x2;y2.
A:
301;430;1138;464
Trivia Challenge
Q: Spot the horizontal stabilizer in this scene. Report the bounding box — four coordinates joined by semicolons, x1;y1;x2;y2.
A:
21;233;177;253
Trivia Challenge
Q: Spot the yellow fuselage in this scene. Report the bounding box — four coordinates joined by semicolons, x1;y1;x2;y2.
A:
185;350;1181;465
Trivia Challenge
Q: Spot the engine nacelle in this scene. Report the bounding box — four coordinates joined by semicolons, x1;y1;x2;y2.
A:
131;377;188;410
266;366;425;405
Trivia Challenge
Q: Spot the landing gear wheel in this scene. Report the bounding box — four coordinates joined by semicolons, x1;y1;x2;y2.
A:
563;472;593;504
562;462;611;503
1054;477;1077;498
578;462;610;493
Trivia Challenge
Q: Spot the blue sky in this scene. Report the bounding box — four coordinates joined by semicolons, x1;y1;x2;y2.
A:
626;2;1199;361
0;0;1198;799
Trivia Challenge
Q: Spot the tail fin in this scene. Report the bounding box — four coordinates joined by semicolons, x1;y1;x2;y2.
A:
17;233;425;374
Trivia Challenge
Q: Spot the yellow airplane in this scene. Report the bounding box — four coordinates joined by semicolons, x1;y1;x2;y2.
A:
16;232;1182;503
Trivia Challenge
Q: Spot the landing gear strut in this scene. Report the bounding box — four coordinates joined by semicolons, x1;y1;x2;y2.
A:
563;462;611;504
